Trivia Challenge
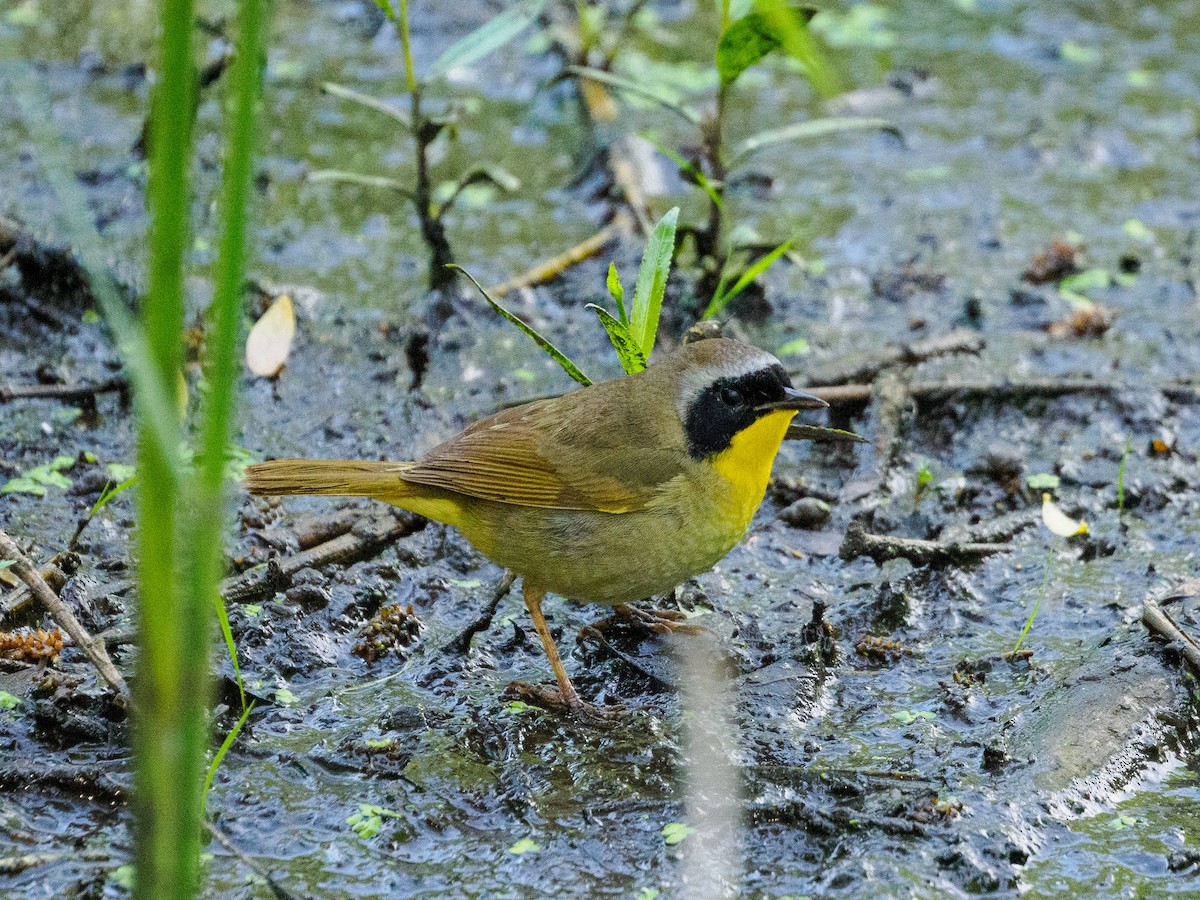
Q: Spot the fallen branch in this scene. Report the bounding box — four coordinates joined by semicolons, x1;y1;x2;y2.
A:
801;328;985;387
0;376;128;405
1142;596;1200;673
221;510;426;605
485;211;632;299
840;520;1009;567
0;530;129;701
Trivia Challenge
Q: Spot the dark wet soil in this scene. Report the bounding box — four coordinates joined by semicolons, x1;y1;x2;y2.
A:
3;0;1200;896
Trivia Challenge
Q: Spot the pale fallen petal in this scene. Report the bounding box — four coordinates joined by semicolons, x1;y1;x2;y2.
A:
246;294;296;378
1041;493;1088;537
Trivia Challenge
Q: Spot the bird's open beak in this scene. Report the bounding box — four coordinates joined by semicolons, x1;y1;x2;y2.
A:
756;386;829;413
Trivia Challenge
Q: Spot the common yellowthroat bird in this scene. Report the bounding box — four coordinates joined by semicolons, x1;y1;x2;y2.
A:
246;337;826;723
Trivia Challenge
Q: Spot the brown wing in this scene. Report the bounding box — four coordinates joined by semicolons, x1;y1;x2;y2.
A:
398;387;687;513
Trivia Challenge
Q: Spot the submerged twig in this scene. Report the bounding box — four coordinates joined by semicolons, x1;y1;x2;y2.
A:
222;511;426;605
0;530;129;701
204;821;298;900
446;570;516;654
0;376;128;405
1143;596;1200;673
801;328;985;387
840;520;1009;567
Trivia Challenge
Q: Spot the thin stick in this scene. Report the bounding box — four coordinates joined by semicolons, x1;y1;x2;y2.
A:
839;520;1009;567
445;569;516;654
485;213;630;299
0;376;128;404
0;530;129;701
204;821;298;900
1143;597;1200;672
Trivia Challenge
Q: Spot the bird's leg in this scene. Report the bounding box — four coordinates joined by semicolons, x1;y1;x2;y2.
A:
506;582;624;726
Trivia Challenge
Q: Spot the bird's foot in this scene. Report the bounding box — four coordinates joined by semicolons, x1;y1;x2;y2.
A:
585;604;707;638
503;681;626;727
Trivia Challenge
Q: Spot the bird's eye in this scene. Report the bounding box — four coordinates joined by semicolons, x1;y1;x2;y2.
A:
719;386;743;406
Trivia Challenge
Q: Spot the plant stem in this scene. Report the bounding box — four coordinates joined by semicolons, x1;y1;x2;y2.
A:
1012;549;1055;655
135;0;195;893
410;86;454;292
398;0;417;92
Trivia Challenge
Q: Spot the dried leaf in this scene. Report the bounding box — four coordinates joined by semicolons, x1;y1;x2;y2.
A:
246;294;296;378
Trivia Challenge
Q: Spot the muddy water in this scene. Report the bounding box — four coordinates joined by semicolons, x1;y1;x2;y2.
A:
2;0;1200;896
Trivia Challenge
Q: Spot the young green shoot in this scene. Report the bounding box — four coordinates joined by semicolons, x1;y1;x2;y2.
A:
1012;548;1055;656
478;207;679;380
316;0;540;291
573;1;891;310
1117;439;1131;514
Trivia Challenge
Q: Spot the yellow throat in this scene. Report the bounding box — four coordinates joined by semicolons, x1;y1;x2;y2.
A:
708;409;796;525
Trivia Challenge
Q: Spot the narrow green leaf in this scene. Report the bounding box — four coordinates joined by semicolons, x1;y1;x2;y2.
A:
566;66;702;124
0;560;14;571
586;304;648;374
321;82;410;128
640;135;723;210
630;208;679;358
203;700;255;803
426;0;547;80
704;239;792;318
606;263;627;325
716;13;780;86
734;117;898;164
449;265;592;386
436;165;521;217
307;170;414;197
90;476;137;517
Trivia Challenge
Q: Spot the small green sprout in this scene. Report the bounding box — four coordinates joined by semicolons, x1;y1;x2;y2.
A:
0;691;21;710
346;803;403;840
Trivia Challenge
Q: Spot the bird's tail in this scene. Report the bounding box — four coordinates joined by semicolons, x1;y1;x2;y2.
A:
245;458;415;499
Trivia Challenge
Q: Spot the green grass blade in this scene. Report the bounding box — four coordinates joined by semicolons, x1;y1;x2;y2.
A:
639;135;724;211
566;66;702;124
135;0;199;893
704;239;792;318
733;117;898;165
307;169;415;198
630;208;679;358
1012;549;1055;655
6;73;183;477
426;0;547;80
203;700;256;805
449;265;593;386
586;303;647;374
320;82;410;128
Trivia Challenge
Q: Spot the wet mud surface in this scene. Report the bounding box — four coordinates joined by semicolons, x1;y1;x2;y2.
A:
2;0;1200;896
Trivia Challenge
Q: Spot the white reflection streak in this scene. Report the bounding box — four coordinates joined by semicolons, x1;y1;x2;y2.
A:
680;639;741;898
